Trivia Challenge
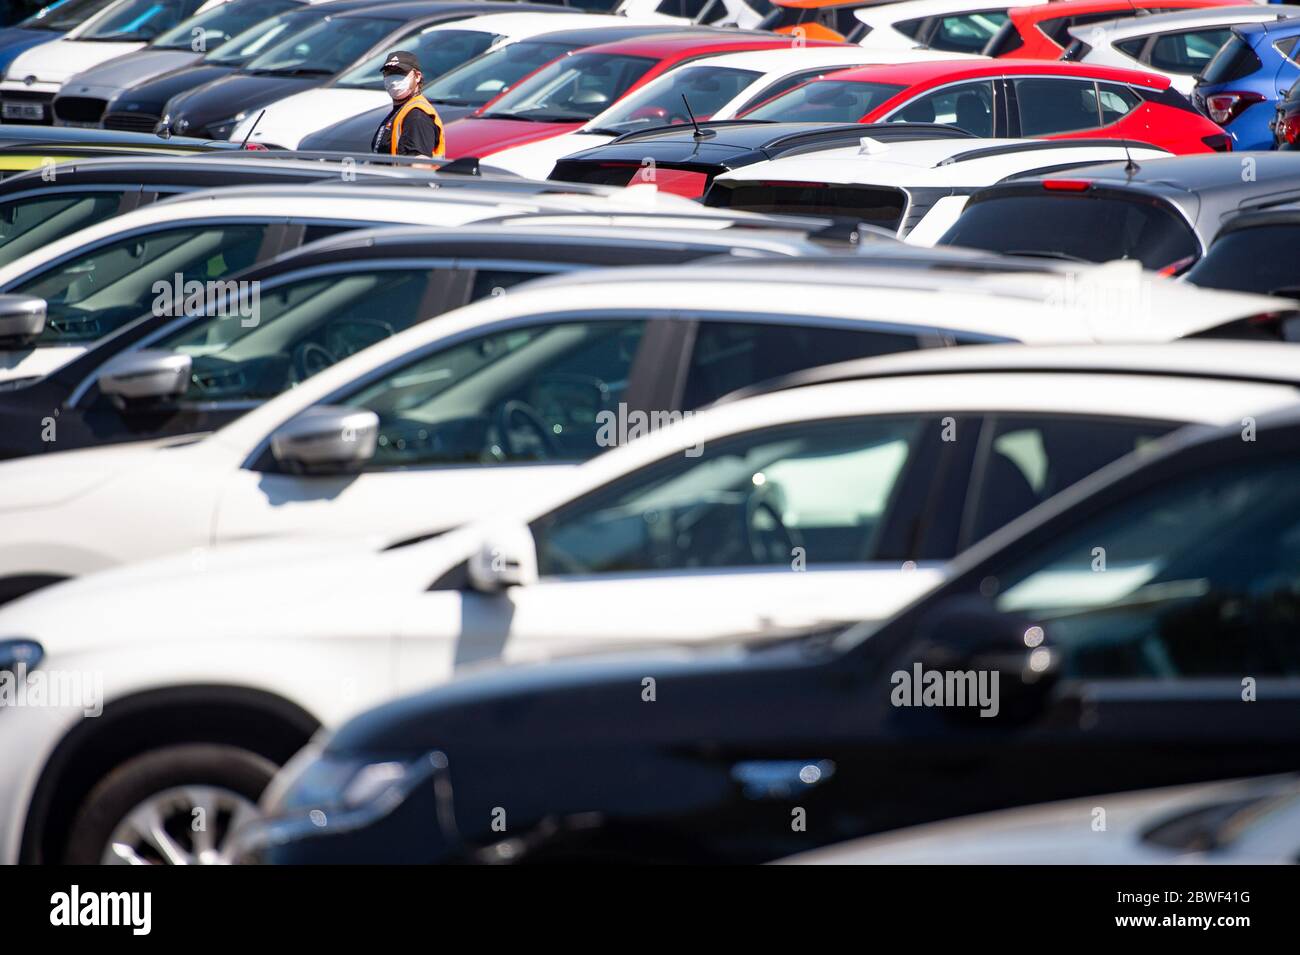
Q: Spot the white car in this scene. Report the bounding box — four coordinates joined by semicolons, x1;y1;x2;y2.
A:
855;0;1047;53
704;137;1172;245
484;45;984;178
0;259;1287;592
0;0;226;124
0;178;714;384
1062;5;1300;94
4;339;1300;863
234;11;648;150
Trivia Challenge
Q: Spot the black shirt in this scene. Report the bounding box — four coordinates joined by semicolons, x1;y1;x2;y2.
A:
372;100;441;157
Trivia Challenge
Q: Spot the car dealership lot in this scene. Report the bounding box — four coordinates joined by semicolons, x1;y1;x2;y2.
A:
0;0;1298;880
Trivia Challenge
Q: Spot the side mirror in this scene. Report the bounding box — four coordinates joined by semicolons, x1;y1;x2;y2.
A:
270;405;378;474
467;522;538;592
97;349;192;402
0;295;46;348
901;595;1057;725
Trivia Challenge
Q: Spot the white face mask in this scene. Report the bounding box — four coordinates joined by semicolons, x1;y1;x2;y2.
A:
384;70;415;100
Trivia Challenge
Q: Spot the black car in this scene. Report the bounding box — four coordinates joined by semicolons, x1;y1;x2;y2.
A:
549;120;973;197
300;22;691;152
0;222;828;459
247;402;1300;863
1184;203;1300;305
159;0;566;141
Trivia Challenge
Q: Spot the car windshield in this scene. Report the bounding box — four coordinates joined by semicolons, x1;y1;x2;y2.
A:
204;9;310;66
1185;224;1300;297
21;0;118;33
939;193;1200;271
78;0;206;42
479;51;657;122
588;64;762;135
740;79;905;122
334;28;501;91
422;39;577;107
152;0;299;53
244;16;401;76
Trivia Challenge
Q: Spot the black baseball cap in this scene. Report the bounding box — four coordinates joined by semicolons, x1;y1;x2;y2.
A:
381;50;420;75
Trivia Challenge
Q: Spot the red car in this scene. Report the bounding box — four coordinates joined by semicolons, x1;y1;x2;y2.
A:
740;59;1231;154
443;31;846;159
988;0;1254;59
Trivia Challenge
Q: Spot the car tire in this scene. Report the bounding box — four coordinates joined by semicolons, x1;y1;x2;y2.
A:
64;743;278;865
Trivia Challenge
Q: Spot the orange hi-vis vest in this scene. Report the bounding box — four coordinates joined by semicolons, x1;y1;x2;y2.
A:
391;93;445;158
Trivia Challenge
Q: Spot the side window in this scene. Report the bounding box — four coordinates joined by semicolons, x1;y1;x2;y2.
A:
339;319;647;466
0;192;125;269
1148;28;1234;75
734;67;854;115
533;417;927;574
930;12;1009;54
1114;36;1148;62
150;268;434;402
963;415;1173;546
992;455;1300;678
681;321;918;409
889;81;994;136
1097;82;1142;124
894;17;928;40
468;268;548;302
1015;77;1101;135
15;223;270;345
301;224;359;245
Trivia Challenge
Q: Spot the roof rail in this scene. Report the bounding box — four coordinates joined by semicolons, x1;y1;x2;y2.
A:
937;138;1164;166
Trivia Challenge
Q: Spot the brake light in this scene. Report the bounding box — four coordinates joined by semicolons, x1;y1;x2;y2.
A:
1201;133;1232;152
1042;179;1091;191
1204;91;1264;125
1156;254;1197;277
242;142;268;151
1279;112;1300;146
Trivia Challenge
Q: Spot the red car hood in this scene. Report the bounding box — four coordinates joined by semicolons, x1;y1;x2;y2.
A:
444;117;584;159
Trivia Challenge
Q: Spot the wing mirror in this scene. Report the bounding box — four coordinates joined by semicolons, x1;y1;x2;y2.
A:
97;349;192;402
467;522;538;592
270;405;378;474
0;295;46;348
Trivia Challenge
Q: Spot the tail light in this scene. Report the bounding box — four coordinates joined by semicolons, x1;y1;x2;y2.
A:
1204;91;1264;125
1156;254;1197;277
1200;133;1232;152
242;142;268;151
1041;179;1091;191
1278;112;1300;146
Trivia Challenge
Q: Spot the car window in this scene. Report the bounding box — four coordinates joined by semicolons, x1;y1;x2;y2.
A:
1039;12;1119;47
731;66;862;116
152;0;299;52
533;416;926;574
589;65;762;135
682;321;919;408
930;11;1009;54
14;223;270;346
78;0;205;42
0;191;124;269
149;268;432;402
424;40;577;109
468;268;550;301
888;80;994;135
1114;36;1148;61
481;52;658;122
1015;77;1101;135
245;16;402;75
334;28;503;91
704;181;910;234
1148;28;1235;75
1184;223;1300;296
339;319;648;466
963;415;1174;546
1199;33;1262;85
742;80;907;122
991;456;1300;678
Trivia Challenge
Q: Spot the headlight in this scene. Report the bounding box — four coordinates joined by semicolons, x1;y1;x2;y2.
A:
0;638;42;674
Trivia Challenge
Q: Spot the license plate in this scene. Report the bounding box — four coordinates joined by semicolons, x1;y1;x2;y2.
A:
2;102;44;121
59;120;97;128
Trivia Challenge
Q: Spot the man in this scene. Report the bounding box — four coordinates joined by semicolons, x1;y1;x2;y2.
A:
372;50;445;158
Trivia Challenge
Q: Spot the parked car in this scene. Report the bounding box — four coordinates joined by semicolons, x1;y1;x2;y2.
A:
225;357;1300;864
0;122;243;178
703;137;1172;242
938;152;1300;272
50;0;310;128
0;178;716;384
0;0;222;125
1183;201;1300;300
1192;17;1300;150
780;774;1300;863
0;0;118;76
757;0;879;42
6;338;1300;864
481;45;969;180
985;0;1251;60
737;59;1231;154
240;15;680;151
0;221;831;461
856;0;1043;54
1061;5;1300;96
160;1;569;140
442;30;846;160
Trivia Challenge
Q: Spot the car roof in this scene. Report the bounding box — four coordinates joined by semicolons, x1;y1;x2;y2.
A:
515;23;690;47
1009;0;1236;26
715;138;1172;187
595;118;971;153
333;1;561;18
855;0;1046;24
1068;4;1299;41
678;46;884;71
571;29;837;59
0;123;228;149
1232;15;1300;38
419;10;616;33
819;57;1169;89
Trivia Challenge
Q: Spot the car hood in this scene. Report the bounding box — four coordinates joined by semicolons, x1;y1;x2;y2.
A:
6;38;144;86
165;72;316;132
240;87;387;149
443;116;583;159
62;48;198;98
116;62;234;114
486;130;611;177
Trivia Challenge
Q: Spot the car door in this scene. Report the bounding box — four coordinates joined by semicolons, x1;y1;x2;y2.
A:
1008;75;1110;137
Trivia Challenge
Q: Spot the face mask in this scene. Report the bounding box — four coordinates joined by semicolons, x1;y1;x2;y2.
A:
384;71;414;100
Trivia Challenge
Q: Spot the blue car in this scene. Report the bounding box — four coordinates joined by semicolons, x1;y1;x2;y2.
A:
0;0;117;75
1193;18;1300;150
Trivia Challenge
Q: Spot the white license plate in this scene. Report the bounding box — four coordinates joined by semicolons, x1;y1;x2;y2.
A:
2;102;45;121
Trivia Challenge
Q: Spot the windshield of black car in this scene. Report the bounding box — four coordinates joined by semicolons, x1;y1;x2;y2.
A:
243;16;402;76
333;28;501;91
